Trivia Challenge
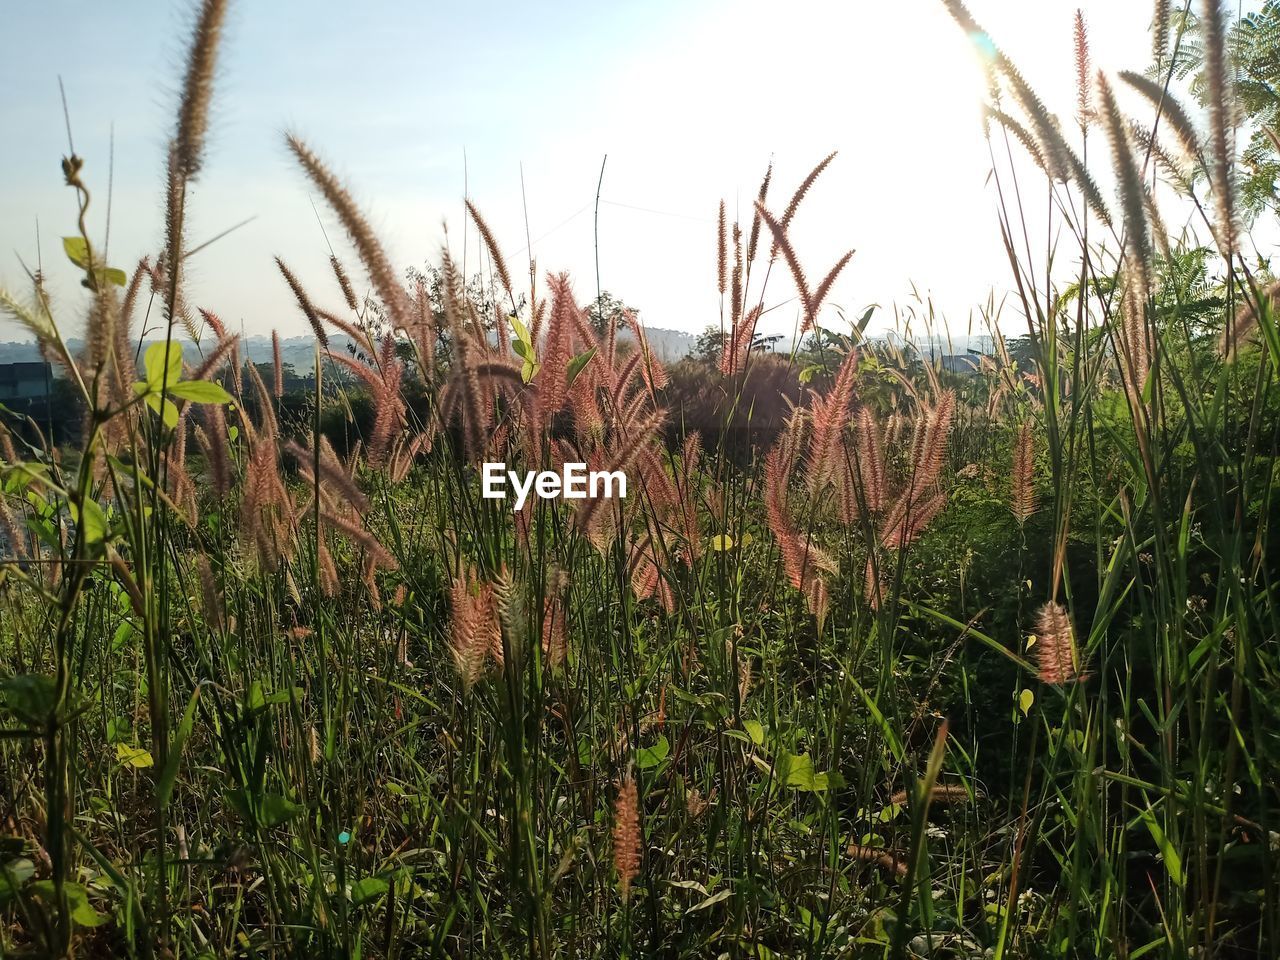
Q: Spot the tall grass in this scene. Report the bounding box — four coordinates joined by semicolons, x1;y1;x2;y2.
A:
1;0;1277;958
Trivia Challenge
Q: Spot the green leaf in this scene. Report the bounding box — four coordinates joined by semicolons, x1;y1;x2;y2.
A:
849;676;904;763
156;685;201;808
742;719;765;745
29;880;106;927
62;236;90;269
1018;688;1035;716
145;393;180;429
686;888;732;914
777;751;830;792
144;341;184;391
0;674;57;725
1140;809;1184;887
259;793;304;828
512;339;533;361
510;313;532;349
798;363;824;384
636;734;670;769
168;380;232;404
350;876;389;906
115;743;154;769
710;534;734;551
245;682;302;716
225;789;304;828
101;267;128;287
565;347;596;387
69;497;109;544
0;857;34;903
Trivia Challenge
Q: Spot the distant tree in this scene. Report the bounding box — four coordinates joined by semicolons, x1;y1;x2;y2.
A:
693;325;725;365
585;290;639;336
693;324;783;367
1162;2;1280;222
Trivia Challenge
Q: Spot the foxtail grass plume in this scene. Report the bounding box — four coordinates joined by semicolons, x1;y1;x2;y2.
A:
1034;602;1087;684
1097;72;1152;301
449;570;502;689
745;160;772;266
716;200;727;295
271;330;284;398
465;200;515;309
806;350;859;492
764;439;837;625
755;201;854;333
330;255;359;312
730;222;744;341
1224;278;1280;358
1010;419;1037;523
1119;71;1202;167
1074;11;1091;129
1153;0;1171;64
286;134;412;330
1201;0;1237;256
854;406;887;514
773;151;837;257
174;0;229;179
275;257;328;348
613;775;642;901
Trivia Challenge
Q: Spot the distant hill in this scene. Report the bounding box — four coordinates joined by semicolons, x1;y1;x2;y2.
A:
616;326;697;362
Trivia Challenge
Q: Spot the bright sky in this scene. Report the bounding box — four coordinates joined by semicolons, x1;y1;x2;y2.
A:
0;0;1160;343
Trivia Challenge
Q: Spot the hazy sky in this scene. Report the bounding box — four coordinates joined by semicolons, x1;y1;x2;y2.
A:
1;0;1163;343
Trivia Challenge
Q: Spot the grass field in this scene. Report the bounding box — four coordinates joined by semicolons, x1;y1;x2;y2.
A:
2;0;1279;957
